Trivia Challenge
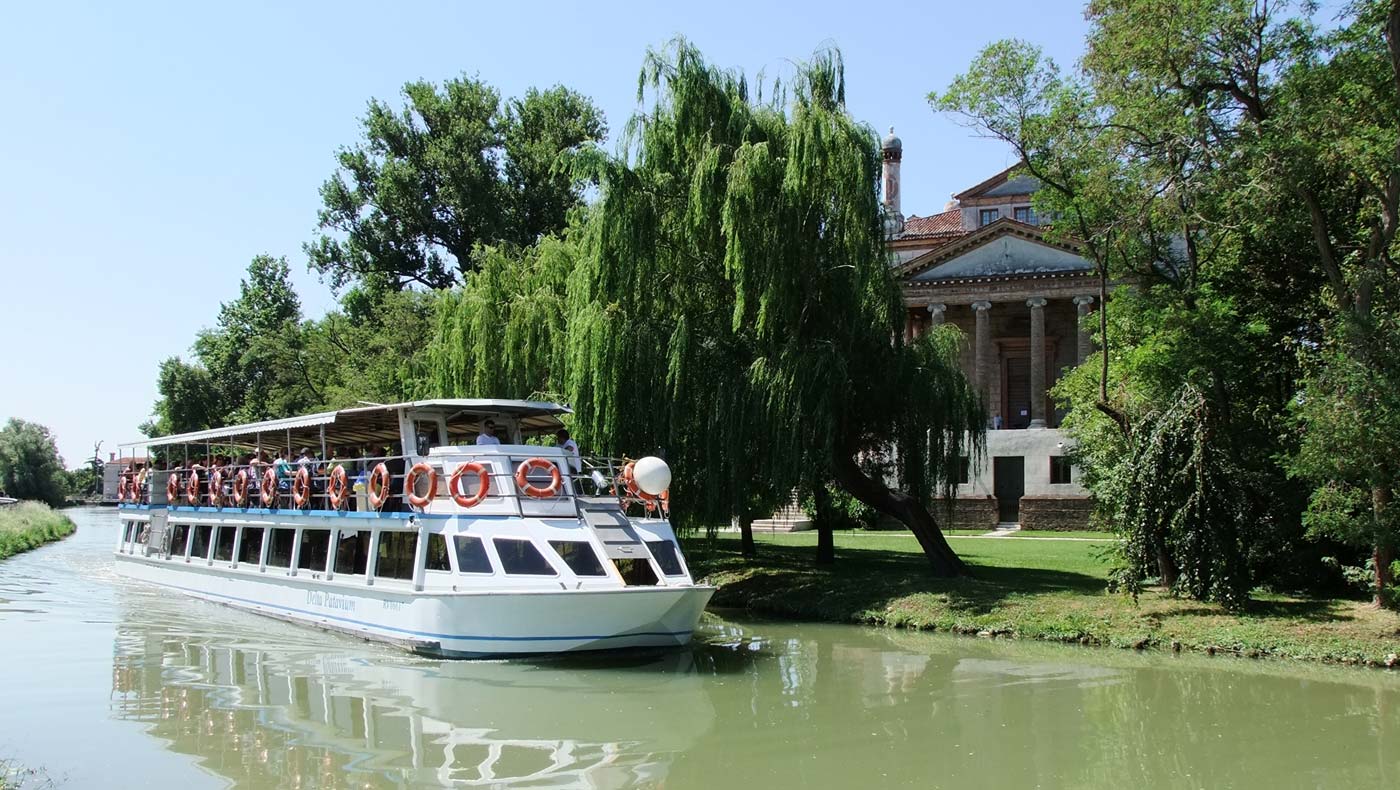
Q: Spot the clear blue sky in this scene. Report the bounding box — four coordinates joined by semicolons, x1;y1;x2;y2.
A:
0;0;1089;468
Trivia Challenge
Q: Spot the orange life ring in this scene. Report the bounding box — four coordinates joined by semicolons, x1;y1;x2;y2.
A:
367;463;392;510
449;462;491;508
232;469;248;507
167;473;180;504
186;473;201;506
515;457;562;499
260;468;276;508
292;466;311;509
621;462;657;504
404;462;438;509
118;477;129;501
210;469;224;507
327;465;350;510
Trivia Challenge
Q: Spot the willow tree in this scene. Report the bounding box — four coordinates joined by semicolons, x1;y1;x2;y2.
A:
427;235;577;400
565;41;983;574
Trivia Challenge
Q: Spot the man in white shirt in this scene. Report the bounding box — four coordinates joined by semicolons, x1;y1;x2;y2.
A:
476;420;502;446
556;428;581;473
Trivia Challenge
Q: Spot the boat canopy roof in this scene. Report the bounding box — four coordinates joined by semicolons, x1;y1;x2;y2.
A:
121;399;571;451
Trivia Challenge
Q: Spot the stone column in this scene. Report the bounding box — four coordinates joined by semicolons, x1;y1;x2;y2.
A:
972;301;993;424
927;302;946;327
1028;297;1047;429
1073;295;1095;364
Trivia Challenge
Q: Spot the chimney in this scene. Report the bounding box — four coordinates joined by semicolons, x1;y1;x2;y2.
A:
109;452;115;461
881;127;903;235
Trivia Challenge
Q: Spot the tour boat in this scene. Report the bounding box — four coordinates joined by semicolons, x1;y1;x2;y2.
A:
112;399;714;658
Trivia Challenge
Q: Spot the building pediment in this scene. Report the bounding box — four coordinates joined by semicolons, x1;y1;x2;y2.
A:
899;220;1092;283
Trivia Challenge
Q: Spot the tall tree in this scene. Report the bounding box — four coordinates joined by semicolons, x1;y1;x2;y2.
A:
0;419;67;507
564;41;982;573
143;357;223;436
307;78;605;293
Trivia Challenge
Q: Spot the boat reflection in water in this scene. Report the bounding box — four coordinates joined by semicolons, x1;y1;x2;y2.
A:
109;616;723;788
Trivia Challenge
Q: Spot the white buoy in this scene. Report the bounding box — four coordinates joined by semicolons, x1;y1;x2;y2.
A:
633;456;672;496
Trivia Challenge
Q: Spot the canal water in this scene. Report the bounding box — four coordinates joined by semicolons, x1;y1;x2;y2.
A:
2;508;1399;789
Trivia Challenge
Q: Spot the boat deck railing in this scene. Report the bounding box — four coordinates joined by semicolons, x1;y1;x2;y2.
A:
113;451;669;519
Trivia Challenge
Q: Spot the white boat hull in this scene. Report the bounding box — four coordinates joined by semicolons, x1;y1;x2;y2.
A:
114;554;714;658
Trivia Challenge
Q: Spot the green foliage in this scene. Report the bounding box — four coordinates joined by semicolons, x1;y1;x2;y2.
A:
567;41;981;546
148;255;317;433
1291;318;1400;564
0;419;67;507
0;501;76;561
307;77;605;293
427;236;576;400
63;466;99;498
143;357;222;436
1110;385;1255;609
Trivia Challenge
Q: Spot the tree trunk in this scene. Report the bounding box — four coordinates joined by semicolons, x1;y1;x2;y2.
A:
1374;486;1394;609
830;444;967;576
739;512;756;559
1156;543;1178;591
813;485;835;566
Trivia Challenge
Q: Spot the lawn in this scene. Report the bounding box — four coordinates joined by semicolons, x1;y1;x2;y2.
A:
684;530;1400;667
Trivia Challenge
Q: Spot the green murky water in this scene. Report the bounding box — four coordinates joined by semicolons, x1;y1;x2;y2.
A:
2;507;1399;789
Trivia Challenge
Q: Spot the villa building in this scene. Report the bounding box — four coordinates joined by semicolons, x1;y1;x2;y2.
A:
882;129;1095;531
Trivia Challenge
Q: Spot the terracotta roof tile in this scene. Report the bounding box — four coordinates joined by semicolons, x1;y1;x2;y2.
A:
900;208;964;239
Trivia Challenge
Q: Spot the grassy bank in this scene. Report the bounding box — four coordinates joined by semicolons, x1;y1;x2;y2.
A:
0;502;76;561
688;530;1400;668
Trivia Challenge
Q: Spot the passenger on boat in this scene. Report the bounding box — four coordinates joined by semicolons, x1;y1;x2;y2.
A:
556;429;581;474
273;449;293;503
476;420;502;446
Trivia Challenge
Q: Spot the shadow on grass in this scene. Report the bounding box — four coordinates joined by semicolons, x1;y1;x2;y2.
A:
1167;598;1354;623
687;538;1107;620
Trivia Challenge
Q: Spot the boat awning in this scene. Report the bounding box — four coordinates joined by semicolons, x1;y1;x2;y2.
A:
122;411;340;450
119;399;572;452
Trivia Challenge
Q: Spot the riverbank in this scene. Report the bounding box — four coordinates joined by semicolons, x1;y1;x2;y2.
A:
0;502;76;561
687;531;1400;668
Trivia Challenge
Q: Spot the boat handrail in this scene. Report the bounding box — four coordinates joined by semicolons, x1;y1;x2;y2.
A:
117;451;668;518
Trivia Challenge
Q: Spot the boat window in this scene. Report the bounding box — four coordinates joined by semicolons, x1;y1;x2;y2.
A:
424;533;450;572
613;557;660;586
266;528;296;568
166;524;189;558
452;535;493;574
122;521;134;544
238;527;264;565
376;531;418;580
298;529;331;572
190;525;213;560
549;541;606;576
334;530;372;576
646;540;686;576
493;538;555;576
212;526;236;562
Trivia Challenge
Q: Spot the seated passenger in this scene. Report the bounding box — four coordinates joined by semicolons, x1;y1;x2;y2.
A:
476;420;502;446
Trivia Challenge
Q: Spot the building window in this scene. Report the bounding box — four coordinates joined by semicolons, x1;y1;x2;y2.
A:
957;456;971;485
979;208;1000;226
1014;206;1036;224
1050;456;1073;485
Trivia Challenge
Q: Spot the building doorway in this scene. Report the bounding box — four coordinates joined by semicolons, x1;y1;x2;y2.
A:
993;456;1024;524
1003;357;1031;428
